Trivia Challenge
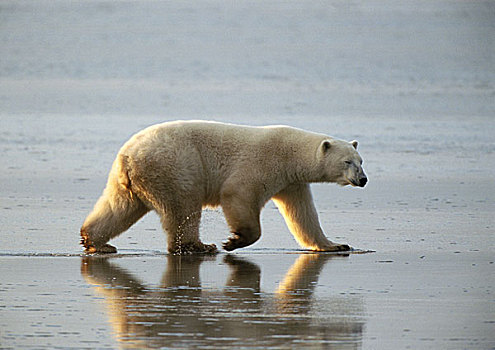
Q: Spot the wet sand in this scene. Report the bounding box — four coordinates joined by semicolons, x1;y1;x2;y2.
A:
2;251;493;349
1;1;494;349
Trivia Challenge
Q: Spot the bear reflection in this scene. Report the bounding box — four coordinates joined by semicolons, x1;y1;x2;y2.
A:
82;254;363;349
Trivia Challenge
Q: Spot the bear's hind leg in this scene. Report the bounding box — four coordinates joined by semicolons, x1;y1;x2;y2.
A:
81;188;149;254
157;205;217;255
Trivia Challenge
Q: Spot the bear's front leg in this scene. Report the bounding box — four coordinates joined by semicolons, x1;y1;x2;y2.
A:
272;184;351;252
221;190;262;251
222;224;261;252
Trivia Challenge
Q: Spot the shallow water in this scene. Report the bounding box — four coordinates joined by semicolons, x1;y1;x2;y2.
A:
1;0;494;349
1;250;493;349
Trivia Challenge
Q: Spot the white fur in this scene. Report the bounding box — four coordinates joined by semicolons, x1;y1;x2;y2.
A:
80;120;367;254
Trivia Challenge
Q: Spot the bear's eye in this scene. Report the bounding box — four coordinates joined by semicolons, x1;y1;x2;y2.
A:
344;160;352;166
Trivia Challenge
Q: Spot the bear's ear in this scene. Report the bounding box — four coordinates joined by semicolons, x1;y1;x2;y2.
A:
351;140;358;149
321;140;332;152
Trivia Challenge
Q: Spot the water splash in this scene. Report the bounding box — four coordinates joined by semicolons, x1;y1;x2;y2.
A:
172;210;204;255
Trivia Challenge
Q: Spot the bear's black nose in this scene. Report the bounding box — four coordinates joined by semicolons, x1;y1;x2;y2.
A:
359;177;367;187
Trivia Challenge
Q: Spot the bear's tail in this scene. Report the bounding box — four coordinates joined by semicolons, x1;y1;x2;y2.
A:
80;154;149;252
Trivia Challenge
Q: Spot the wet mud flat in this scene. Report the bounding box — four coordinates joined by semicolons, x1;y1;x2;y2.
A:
1;249;492;350
1;111;494;350
1;119;493;349
1;117;494;350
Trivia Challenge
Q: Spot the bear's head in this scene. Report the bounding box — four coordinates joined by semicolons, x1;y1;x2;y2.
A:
318;139;367;187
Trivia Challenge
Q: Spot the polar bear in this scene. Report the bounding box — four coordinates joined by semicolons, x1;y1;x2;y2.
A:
80;120;367;254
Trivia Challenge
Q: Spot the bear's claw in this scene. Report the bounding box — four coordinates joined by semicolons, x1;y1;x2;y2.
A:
84;244;118;254
80;230;117;254
336;244;351;251
317;244;351;252
222;235;241;251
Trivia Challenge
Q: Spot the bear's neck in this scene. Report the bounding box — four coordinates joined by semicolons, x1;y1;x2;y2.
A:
282;141;326;184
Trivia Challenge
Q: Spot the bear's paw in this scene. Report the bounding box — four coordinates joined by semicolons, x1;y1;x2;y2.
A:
316;243;351;252
171;242;218;255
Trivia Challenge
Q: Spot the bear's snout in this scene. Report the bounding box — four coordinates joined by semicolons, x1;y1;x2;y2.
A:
358;177;367;187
